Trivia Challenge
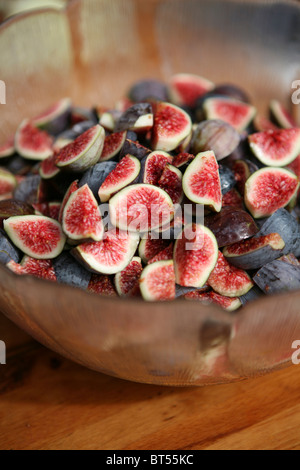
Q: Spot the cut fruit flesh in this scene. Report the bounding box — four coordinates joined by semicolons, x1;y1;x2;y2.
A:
0;169;17;195
32;97;71;135
109;184;174;232
62;184;104;242
168;73;215;108
98;155;141;203
0;137;15;158
10;256;57;282
39;153;60;179
72;229;139;275
158;164;183;204
174;223;218;288
15;120;54;160
4;215;66;259
100;131;126;161
115;103;153;133
184;290;241;312
269;100;297;129
248;128;300;167
114;256;143;297
58;180;79;224
139;260;176;301
138;237;171;264
244;167;299;218
142;151;173;185
182;151;222;212
148;242;174;264
203;97;256;132
87;274;117;296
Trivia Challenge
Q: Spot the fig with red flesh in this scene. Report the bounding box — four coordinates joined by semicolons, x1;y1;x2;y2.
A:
55;124;105;172
172;152;194;170
184;290;241;312
87;274;117;297
53;251;91;289
248;128;300;167
0;229;20;264
182;151;222;212
222;188;244;209
205;206;258;248
99;131;127;162
115;103;153;133
7;256;57;282
254;259;300;295
269;100;297;129
151;102;192;152
128;79;168;103
15;120;54;160
58;180;79;224
119;139;151;161
48;202;61;221
39;153;60;179
62;184;104;242
203;97;256;132
98;155;141;203
244;167;299;218
109;184;174;233
0;168;17;196
223;233;285;270
141;151;173;185
114;256;143;297
96;107;121;132
138;237;171;264
191;120;241;161
0;137;15;159
157;164;183;204
218;164;236;195
253;114;279;132
174;223;218;288
33;201;61;221
32;98;71;135
139;260;176;301
4;215;66;259
168;74;215;108
207;251;253;297
72;229;139;275
232;159;252;196
148;242;174;265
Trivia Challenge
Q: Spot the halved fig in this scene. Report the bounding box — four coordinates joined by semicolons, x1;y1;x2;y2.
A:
278;253;300;266
109;184;174;232
55;124;105;172
203;97;256;132
0;229;20;264
168;73;214;108
157;164;183;204
141;151;173;185
98;155;141;203
48;202;61;221
53;252;91;289
62;184;104;242
191;120;240;161
72;229;139;275
0;137;15;159
53;137;73;152
244;167;299;218
207;251;253;297
184;290;241;312
175;284;208;298
0;168;17;196
139;260;176;301
87;274;117;297
58;180;79;224
0;200;34;227
269;100;297;129
248;128;300;166
97;107;121;132
223;233;285;270
115;103;153;133
119;139;151;161
254;259;300;295
148;242;174;264
138;236;171;264
205;206;258;247
253;114;279;132
172;152;194;170
287;154;300;181
128;79;168;103
99;131;127;162
15;120;54;161
174;223;218;288
32;98;71;135
79;162;116;201
114;256;143;297
57;120;95;142
33;201;61;221
13;174;41;204
256;208;300;257
151;102;192;152
232;159;253;196
7;256;57;282
39;153;60;179
222;188;244;209
4;215;66;259
182;151;222;212
218;164;236;195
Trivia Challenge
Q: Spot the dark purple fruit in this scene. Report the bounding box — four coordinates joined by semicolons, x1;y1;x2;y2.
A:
254;259;300;294
0;229;20;264
119;139;151;161
191;120;240;161
79;161;117;200
13;174;41;204
205;207;259;247
239;285;263;305
213;84;250;103
128;79;168;103
115;103;153;133
53;251;91;289
218;164;236;195
32;98;72;136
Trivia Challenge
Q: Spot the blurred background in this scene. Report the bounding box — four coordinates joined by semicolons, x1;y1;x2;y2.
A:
0;0;69;22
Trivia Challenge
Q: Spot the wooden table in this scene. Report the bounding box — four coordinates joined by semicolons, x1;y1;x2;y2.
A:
0;312;300;450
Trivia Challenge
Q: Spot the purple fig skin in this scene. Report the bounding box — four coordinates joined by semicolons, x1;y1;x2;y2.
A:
36;107;71;136
119;139;151;161
223;239;285;270
213;84;251;103
79;162;117;201
128;79;168;103
53;252;91;290
219;164;236;195
55;120;96;142
205;207;259;248
0;199;34;220
13;175;41;204
115;103;153;133
254;259;300;295
0;229;21;264
239;285;263;305
6;156;33;176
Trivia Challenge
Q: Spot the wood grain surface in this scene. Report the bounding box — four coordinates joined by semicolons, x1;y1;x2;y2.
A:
0;313;300;450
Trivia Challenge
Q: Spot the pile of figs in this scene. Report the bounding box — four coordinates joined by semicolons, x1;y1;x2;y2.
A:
1;73;300;311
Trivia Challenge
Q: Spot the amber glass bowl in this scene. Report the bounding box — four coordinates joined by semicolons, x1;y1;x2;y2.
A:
0;0;300;386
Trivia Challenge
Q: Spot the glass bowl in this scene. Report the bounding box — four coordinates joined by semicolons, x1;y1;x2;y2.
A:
0;0;300;386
